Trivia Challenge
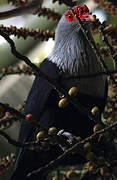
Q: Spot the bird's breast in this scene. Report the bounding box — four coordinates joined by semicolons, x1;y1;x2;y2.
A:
60;51;107;98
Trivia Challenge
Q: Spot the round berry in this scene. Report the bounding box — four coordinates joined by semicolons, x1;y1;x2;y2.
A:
58;98;69;108
25;114;33;123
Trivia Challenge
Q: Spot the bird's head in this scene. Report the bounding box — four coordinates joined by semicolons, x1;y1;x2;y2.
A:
48;4;97;75
55;4;95;39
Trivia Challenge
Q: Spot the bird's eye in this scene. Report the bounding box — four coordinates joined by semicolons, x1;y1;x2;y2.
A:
68;14;72;18
64;11;77;22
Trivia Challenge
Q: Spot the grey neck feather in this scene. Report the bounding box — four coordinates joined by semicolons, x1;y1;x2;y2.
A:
48;15;106;97
48;16;101;76
48;31;83;76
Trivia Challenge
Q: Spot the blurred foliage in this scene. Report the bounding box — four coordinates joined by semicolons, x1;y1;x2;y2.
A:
0;0;7;5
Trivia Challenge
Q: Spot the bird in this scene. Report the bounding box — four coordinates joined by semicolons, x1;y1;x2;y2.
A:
10;4;108;180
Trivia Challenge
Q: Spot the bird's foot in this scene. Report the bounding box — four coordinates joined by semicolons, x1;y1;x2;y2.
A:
57;129;76;151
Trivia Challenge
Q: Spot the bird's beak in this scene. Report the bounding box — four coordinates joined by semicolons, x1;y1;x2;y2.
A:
85;14;96;22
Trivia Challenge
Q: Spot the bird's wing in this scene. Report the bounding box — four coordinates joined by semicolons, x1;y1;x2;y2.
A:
21;58;62;142
14;59;61;167
24;58;61;119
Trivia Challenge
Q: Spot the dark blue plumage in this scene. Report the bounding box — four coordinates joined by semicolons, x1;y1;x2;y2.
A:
10;6;108;180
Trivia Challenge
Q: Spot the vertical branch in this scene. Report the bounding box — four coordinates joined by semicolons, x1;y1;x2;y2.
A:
98;24;117;70
71;9;117;84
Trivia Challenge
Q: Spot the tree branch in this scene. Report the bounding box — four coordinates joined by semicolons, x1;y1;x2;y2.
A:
64;69;117;80
0;24;55;40
0;102;24;119
0;0;43;18
0;129;41;150
0;64;35;80
27;120;117;179
98;24;117;69
1;64;117;81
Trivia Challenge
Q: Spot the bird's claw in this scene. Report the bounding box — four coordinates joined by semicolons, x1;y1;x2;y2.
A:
57;129;76;151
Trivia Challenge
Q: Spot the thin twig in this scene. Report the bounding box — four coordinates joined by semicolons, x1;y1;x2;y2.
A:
0;117;21;131
0;65;35;80
0;24;55;40
0;102;24;119
0;130;40;149
64;69;117;80
98;24;117;69
0;66;117;81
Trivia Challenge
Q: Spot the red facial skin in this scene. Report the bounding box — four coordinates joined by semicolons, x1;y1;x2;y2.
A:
65;4;95;22
65;11;77;22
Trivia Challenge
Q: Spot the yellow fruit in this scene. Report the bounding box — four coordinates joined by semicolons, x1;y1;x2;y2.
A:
52;175;59;180
86;152;94;161
83;142;92;152
58;98;69;108
84;162;94;170
36;131;45;141
68;87;78;96
93;123;102;133
112;84;117;88
28;145;34;150
88;165;97;173
89;166;97;174
75;136;82;142
100;167;109;176
48;127;57;135
6;156;10;161
66;170;77;179
91;106;99;115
